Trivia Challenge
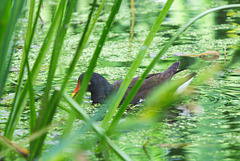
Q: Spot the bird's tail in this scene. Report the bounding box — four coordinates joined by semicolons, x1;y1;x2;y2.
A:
162;61;180;76
176;72;197;94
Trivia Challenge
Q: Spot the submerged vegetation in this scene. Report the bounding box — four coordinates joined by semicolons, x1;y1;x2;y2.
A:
0;0;240;160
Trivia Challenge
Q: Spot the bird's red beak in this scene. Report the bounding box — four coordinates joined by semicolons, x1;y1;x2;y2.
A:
72;80;80;98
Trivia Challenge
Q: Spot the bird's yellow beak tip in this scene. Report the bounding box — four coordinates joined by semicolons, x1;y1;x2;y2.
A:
71;92;77;98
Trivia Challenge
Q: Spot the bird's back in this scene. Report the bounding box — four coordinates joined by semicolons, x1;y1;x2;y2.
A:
112;61;180;104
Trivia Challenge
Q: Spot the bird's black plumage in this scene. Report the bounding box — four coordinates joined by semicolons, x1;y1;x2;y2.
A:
73;61;186;104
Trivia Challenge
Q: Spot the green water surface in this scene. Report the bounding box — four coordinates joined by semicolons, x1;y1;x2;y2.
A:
1;0;240;160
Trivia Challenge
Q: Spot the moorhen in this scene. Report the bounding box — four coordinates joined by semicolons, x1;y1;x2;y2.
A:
72;61;189;105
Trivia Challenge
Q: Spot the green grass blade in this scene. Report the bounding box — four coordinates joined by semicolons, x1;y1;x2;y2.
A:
23;0;44;136
70;0;107;74
26;59;36;135
20;0;35;68
39;0;68;109
0;0;25;98
26;0;45;136
0;0;11;98
29;0;77;159
45;0;105;114
101;0;174;130
0;0;11;45
3;0;28;139
26;60;36;137
60;0;107;100
58;0;107;99
75;0;122;104
59;0;98;96
59;0;98;138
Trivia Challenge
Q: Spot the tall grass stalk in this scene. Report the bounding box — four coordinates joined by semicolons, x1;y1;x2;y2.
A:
3;0;30;139
24;0;44;136
0;0;25;98
61;0;98;138
29;0;76;159
75;0;123;104
100;0;174;131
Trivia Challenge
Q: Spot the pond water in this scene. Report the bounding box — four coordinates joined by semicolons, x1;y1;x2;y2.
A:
1;0;240;160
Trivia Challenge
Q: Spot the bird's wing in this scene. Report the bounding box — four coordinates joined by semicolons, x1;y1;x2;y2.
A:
111;73;161;90
112;61;180;93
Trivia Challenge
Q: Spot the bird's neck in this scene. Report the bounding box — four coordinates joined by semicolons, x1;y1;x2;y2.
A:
90;83;112;104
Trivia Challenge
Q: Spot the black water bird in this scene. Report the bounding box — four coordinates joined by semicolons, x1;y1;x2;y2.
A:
72;61;193;104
